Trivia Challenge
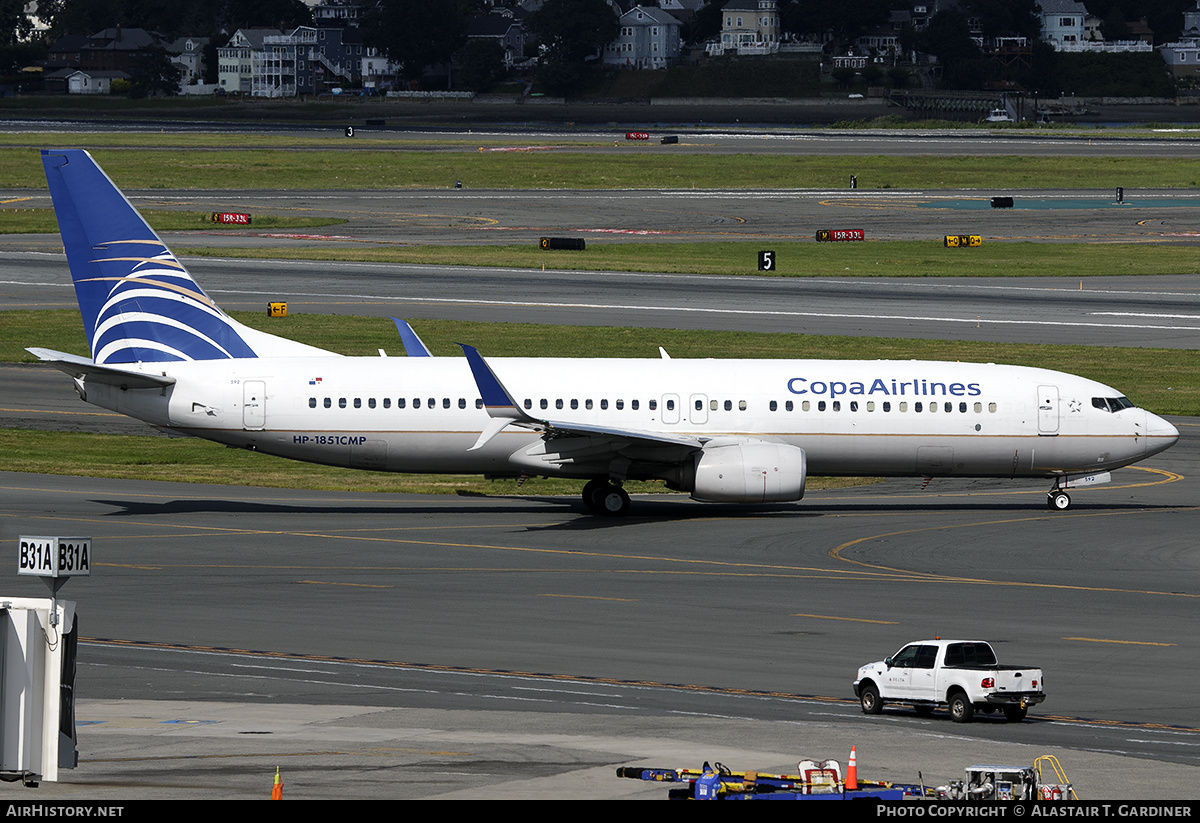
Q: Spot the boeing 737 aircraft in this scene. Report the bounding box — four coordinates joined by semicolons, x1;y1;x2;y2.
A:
28;149;1179;516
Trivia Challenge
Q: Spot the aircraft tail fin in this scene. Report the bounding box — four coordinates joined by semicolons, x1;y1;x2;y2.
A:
41;149;336;364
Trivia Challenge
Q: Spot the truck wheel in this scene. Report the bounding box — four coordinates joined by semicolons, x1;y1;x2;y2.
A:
860;684;883;715
949;692;974;723
1003;705;1028;722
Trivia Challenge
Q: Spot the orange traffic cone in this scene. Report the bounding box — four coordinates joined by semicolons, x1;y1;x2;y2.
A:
846;746;858;791
271;766;283;800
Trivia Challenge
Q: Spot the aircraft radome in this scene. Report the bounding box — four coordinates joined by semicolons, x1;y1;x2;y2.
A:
28;150;1179;516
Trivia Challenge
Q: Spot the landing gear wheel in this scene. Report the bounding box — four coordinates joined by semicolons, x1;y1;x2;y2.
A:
1003;704;1028;722
591;483;630;517
581;479;605;512
582;479;631;517
949;692;974;723
859;684;882;715
1048;490;1071;511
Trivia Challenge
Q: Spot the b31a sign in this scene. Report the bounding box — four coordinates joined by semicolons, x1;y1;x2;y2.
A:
18;536;91;578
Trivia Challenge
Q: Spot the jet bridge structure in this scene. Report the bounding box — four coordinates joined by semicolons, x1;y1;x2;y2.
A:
0;597;79;786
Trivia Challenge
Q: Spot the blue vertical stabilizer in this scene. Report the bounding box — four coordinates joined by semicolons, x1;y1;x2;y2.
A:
42;149;258;364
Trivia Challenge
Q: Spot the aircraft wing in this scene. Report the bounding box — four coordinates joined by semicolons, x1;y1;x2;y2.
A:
458;343;705;456
25;347;176;389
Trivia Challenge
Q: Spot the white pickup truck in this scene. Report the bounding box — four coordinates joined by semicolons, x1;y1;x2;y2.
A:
853;640;1045;722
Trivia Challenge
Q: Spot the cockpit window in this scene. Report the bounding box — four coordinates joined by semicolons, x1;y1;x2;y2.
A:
1092;396;1135;413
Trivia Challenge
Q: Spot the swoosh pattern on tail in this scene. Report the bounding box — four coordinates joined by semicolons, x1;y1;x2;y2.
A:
42;149;258;364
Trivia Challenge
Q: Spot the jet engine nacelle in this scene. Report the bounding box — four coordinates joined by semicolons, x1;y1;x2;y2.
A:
690;441;807;503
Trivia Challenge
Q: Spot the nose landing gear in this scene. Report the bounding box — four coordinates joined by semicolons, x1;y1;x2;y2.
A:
1047;489;1071;511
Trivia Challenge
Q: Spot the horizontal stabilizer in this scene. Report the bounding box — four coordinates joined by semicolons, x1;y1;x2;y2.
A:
25;347;176;389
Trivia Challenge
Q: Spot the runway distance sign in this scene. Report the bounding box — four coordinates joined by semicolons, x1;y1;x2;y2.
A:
816;229;865;242
18;536;91;578
211;212;251;225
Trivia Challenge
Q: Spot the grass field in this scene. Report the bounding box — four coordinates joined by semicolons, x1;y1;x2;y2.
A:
171;239;1200;279
5;144;1200;190
0;209;346;234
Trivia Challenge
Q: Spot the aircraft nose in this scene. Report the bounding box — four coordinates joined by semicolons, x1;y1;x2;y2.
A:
1144;412;1179;456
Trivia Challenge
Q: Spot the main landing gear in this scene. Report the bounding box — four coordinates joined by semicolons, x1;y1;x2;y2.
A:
582;478;630;517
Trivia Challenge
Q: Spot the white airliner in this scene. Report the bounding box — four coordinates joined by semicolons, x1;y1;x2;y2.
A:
28;149;1179;516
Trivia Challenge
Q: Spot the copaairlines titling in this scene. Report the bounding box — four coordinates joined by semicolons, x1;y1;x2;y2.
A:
29;150;1179;516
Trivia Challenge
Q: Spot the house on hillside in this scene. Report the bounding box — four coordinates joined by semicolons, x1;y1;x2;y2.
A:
603;5;682;69
466;7;527;68
218;29;276;94
44;67;127;94
710;0;779;56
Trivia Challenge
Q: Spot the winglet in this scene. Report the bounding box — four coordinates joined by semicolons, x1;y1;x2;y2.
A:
458;344;524;420
459;343;539;451
390;318;433;357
